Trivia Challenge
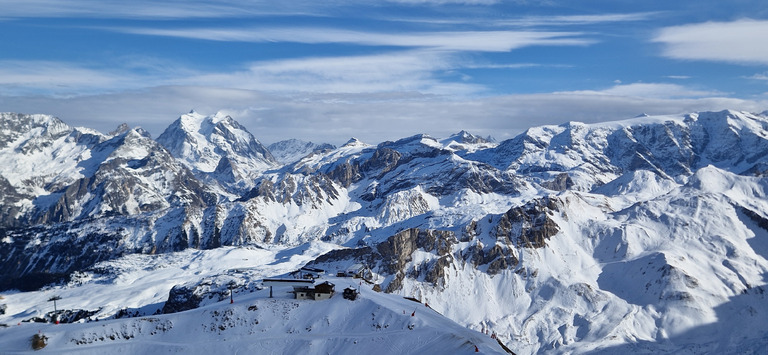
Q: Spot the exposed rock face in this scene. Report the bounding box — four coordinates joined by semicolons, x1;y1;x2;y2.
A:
162;284;207;314
309;196;562;291
460;196;562;275
741;206;768;231
248;174;340;207
0;175;26;227
322;135;519;198
308;228;458;292
376;228;456;274
0;222;124;291
25;309;99;324
494;196;561;249
162;274;259;314
540;173;574;191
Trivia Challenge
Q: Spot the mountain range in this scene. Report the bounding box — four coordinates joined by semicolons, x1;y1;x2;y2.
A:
2;109;768;354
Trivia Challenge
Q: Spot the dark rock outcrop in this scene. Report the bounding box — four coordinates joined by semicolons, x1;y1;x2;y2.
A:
495;196;561;249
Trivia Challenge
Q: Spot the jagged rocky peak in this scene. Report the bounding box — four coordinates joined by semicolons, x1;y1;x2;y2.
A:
441;130;497;153
377;133;443;157
0;113;107;205
342;137;367;147
108;123;131;136
444;130;494;144
0;112;72;149
29;125;213;225
156;111;277;188
267;138;336;164
476;109;768;192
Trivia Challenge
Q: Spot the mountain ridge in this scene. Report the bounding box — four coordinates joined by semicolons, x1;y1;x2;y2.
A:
2;109;768;354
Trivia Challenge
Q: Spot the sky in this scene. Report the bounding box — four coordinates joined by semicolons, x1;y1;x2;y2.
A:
2;0;768;145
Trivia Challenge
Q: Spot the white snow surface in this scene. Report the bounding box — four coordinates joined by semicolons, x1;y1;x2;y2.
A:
0;246;505;354
267;138;336;165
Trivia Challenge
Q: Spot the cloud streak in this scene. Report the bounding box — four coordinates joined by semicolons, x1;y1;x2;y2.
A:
176;51;483;95
560;83;724;99
0;51;486;97
107;26;594;52
0;0;326;19
653;19;768;65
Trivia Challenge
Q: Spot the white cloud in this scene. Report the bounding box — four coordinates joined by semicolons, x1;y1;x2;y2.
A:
0;0;322;19
746;72;768;80
0;59;194;96
653;19;768;65
387;12;657;28
0;61;132;96
560;83;723;99
108;26;593;52
165;51;483;95
495;12;659;27
0;52;506;97
2;48;581;100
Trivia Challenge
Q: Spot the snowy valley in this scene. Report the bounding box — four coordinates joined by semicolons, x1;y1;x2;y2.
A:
2;109;768;354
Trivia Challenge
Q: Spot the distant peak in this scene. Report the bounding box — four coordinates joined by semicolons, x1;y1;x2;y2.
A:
446;130;492;144
180;110;205;120
343;137;365;147
109;123;130;136
123;127;152;139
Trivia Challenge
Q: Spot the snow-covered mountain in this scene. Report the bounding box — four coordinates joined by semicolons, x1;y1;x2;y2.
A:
157;110;278;194
268;138;335;165
0;245;508;354
3;109;768;354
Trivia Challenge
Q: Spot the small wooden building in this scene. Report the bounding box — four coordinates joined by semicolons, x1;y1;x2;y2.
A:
343;264;373;280
262;278;315;298
292;281;335;300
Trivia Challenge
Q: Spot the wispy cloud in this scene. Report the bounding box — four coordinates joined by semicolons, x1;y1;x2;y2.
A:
107;26;594;52
558;83;724;99
492;12;659;27
570;83;724;99
653;19;768;65
0;51;486;97
385;12;658;28
175;51;483;95
0;0;324;19
0;59;195;96
0;61;130;96
746;72;768;80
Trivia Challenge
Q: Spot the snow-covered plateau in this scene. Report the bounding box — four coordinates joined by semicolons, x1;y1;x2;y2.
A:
2;109;768;354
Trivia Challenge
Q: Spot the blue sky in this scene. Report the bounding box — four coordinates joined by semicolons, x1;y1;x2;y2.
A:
2;0;768;145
